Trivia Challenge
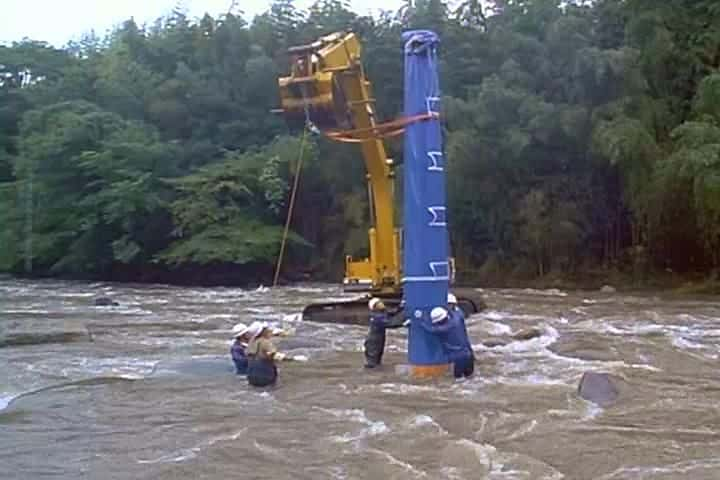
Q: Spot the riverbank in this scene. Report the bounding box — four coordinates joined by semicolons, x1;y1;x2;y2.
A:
3;263;717;296
1;262;312;289
458;267;720;297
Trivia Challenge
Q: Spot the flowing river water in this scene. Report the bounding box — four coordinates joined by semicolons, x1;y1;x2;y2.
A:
2;278;720;479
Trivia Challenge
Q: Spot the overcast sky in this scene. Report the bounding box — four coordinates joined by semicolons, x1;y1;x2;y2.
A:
2;0;404;47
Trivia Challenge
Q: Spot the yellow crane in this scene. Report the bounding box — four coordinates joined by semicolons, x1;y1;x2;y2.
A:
277;31;482;323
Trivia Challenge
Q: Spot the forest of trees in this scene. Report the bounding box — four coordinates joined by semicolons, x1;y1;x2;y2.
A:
1;0;720;287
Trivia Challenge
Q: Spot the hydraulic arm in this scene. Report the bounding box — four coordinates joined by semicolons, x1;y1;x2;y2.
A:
278;32;400;293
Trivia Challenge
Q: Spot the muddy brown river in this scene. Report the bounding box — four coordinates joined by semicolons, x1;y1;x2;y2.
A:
2;278;720;479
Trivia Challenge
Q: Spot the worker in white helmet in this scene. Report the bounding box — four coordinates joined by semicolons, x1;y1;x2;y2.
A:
363;297;406;368
246;321;284;387
448;294;474;355
447;293;475;377
230;321;294;376
447;293;459;311
426;304;475;379
230;322;251;374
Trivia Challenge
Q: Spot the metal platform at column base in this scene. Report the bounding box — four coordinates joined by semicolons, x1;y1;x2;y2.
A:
409;363;449;379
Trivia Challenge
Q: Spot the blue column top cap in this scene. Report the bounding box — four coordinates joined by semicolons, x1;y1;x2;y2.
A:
402;30;439;54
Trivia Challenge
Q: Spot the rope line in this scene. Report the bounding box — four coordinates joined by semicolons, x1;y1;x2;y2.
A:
273;126;308;287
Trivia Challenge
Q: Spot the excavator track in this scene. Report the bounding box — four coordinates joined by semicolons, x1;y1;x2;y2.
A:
301;289;486;326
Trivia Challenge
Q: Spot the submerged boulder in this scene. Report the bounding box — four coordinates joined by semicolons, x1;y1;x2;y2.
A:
482;339;509;348
94;297;119;306
578;372;619;406
0;319;91;347
512;327;544;341
479;327;545;348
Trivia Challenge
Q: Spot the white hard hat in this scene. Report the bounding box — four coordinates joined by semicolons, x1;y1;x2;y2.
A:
368;298;381;310
430;307;448;324
447;293;458;304
231;322;248;339
247;321;268;340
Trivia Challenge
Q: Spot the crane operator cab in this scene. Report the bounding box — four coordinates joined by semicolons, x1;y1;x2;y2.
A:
278;33;354;132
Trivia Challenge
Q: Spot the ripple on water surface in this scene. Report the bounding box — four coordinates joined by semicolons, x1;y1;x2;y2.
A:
2;279;720;479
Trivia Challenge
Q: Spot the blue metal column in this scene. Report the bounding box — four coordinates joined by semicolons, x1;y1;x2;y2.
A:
401;30;449;375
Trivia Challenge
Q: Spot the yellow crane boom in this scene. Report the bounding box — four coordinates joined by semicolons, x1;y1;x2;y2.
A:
278;31;400;293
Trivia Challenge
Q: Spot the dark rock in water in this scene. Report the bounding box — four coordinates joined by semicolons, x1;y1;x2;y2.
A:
0;319;91;348
578;372;619;406
94;297;119;306
482;339;510;348
512;327;544;341
549;336;619;362
481;328;544;348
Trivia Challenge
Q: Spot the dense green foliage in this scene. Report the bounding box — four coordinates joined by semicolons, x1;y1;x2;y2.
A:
1;0;719;285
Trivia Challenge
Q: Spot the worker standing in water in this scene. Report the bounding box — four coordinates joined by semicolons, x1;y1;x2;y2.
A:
364;297;407;369
424;306;475;379
246;321;287;387
448;293;476;376
230;322;251;375
230;322;292;375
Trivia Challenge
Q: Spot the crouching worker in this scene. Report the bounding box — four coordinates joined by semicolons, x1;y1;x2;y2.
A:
230;322;251;374
427;306;475;379
364;297;406;369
